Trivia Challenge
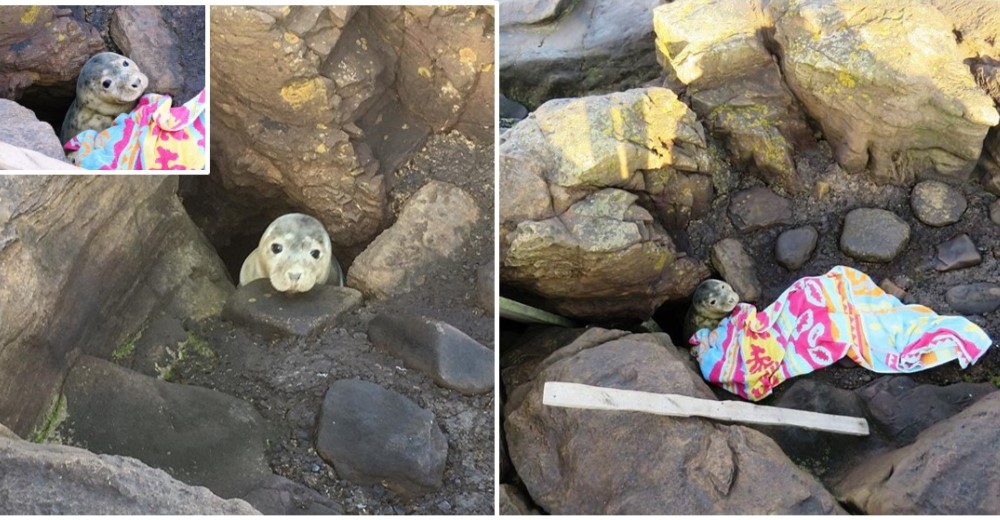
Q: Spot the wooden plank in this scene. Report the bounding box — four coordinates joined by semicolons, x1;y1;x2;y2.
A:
543;382;870;436
499;296;577;327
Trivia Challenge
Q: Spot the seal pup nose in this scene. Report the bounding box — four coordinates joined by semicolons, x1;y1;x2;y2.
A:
288;272;302;281
131;81;141;88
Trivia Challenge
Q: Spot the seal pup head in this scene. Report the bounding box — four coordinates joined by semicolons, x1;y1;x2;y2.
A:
258;213;332;293
693;279;739;319
76;52;148;115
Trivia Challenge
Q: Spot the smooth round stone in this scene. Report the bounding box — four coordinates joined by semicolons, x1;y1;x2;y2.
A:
910;180;966;227
839;208;910;263
775;226;818;271
945;283;1000;315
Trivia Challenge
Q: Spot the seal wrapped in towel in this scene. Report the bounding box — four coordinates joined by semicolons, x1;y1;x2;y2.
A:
691;265;992;401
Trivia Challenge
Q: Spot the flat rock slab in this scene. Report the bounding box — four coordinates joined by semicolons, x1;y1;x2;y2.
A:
945;283;1000;315
0;433;258;515
223;279;363;337
840;208;910;263
728;187;794;232
774;226;818;271
934;234;981;271
710;238;762;301
910;180;967;227
62;356;271;499
368;312;494;395
241;474;343;515
316;379;447;497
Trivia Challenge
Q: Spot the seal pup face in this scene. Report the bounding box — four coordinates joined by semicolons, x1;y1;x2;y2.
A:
693;279;739;319
260;213;332;293
77;52;148;115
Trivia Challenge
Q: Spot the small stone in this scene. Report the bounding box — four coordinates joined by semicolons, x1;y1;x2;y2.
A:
368;313;494;395
728;187;793;232
910;180;967;227
934;234;981;272
222;280;363;337
839;208;910;263
815;181;830;200
945;283;1000;315
990;199;1000;225
499;94;529;120
316;379;447;497
774;226;818;271
710;238;762;301
476;263;494;314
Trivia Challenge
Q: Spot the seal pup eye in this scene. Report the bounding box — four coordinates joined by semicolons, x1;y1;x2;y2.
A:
102;79;112;89
710;299;717;305
122;60;129;67
271;243;283;254
310;249;321;259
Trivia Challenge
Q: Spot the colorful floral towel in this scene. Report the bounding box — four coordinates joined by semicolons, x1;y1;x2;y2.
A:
691;266;992;401
65;89;206;170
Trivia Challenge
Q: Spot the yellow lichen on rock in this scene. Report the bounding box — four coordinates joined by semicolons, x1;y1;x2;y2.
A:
20;6;41;25
280;77;327;109
459;47;477;65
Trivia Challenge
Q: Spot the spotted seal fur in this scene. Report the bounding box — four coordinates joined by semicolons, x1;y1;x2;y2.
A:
240;213;345;293
60;52;148;143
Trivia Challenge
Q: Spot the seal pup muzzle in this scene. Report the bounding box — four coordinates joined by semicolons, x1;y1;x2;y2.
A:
240;213;345;293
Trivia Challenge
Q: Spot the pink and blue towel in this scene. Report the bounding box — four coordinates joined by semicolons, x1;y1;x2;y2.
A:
691;266;992;401
65;89;206;170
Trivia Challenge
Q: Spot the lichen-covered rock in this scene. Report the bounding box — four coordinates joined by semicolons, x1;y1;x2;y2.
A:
654;0;813;194
348;180;480;300
0;99;65;160
500;0;666;108
769;0;999;184
505;329;844;514
910;180;967;227
0;176;233;438
0;6;105;99
500;88;712;321
208;6;493;253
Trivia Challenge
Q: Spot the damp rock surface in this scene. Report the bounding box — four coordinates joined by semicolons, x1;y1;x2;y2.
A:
222;279;363;337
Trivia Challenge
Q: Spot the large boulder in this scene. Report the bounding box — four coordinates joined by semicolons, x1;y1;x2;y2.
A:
208;6;493;254
500;0;667;109
835;391;1000;514
769;0;999;184
653;0;813;194
504;329;844;514
0;99;64;159
0;176;233;439
0;425;258;514
62;356;271;499
500;88;713;321
0;6;105;100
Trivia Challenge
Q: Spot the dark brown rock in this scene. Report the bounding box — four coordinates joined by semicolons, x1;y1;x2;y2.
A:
109;6;184;97
728;187;794;232
710;238;762;302
222;280;362;337
934;234;981;271
945;283;1000;315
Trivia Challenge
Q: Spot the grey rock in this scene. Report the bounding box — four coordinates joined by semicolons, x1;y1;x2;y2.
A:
0;430;258;515
0;100;65;159
836;392;1000;514
499;0;573;26
62;356;271;499
242;474;343;515
856;375;995;448
728;187;794;232
368;313;494;395
910;180;967;227
109;6;184;97
710;238;762;302
121;315;188;377
990;199;1000;225
839;208;910;263
222;279;362;337
934;234;981;271
774;226;818;271
945;283;1000;315
505;329;844;514
499;484;539;515
499;94;528;120
316;379;447;497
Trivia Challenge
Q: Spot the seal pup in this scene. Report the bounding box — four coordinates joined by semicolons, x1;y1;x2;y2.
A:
683;279;740;340
240;213;345;293
60;52;148;142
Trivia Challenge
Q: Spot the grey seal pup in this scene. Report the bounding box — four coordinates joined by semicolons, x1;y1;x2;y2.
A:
60;52;148;142
683;279;739;339
240;213;345;293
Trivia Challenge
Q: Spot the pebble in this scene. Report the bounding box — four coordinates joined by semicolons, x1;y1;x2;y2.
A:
728;187;793;232
710;238;762;302
839;208;910;263
774;226;818;271
879;279;907;300
910;180;967;227
945;283;1000;315
934;234;981;271
991;199;1000;225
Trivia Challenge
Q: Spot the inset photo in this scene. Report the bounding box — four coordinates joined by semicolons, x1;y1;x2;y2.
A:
0;6;206;171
